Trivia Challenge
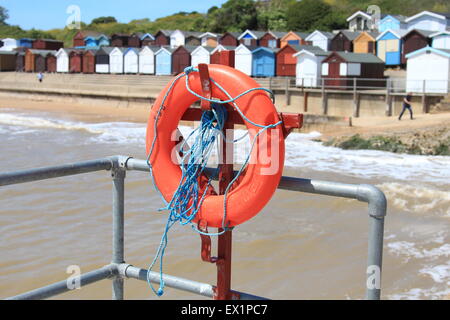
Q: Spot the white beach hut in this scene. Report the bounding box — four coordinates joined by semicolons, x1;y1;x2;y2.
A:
0;38;18;51
124;48;139;74
55;48;73;73
305;31;334;52
431;31;450;50
138;46;157;75
191;46;214;66
234;44;254;76
109;47;125;74
293;47;328;87
406;46;450;94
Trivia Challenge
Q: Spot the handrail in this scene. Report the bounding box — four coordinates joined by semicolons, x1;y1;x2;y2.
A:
0;156;387;300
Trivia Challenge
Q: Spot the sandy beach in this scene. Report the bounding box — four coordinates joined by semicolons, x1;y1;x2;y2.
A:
1;95;449;140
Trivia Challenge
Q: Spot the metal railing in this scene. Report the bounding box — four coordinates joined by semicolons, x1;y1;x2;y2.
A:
266;76;450;94
0;156;387;300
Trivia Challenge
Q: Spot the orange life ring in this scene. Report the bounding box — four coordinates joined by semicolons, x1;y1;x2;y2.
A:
146;65;285;228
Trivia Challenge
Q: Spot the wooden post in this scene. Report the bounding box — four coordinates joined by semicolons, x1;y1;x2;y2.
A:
285;77;290;106
385;78;392;117
321;78;328;115
422;79;428;113
352;78;360;118
303;91;309;113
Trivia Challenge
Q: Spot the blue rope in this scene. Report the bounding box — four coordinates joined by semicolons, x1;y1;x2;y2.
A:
146;66;282;297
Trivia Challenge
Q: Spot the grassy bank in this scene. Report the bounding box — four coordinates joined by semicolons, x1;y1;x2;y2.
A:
324;128;450;156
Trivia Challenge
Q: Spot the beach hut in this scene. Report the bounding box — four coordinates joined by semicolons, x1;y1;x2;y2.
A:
405;11;450;32
321;52;385;89
95;47;114;73
25;49;56;73
82;50;96;74
252;47;278;77
238;30;265;47
124;48;139;73
33;39;63;51
210;45;236;66
353;31;379;54
73;31;106;47
18;38;35;48
84;35;109;48
69;50;84;73
346;11;374;32
141;33;155;47
191;46;214;67
154;30;173;46
170;30;202;48
200;32;219;48
0;38;18;51
46;53;57;73
293;47;328;87
401;29;433;64
406;46;450;94
129;33;143;47
330;31;361;52
0;40;3;48
234;44;255;76
139;46;157;74
16;51;25;72
376;29;407;66
305;31;334;52
0;51;17;71
109;47;126;74
378;15;408;33
276;44;301;77
219;32;240;47
431;31;450;50
172;46;196;75
280;31;309;48
155;47;173;76
260;31;287;48
110;34;130;47
55;48;73;73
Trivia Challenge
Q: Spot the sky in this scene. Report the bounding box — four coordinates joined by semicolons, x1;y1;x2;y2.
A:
1;0;229;30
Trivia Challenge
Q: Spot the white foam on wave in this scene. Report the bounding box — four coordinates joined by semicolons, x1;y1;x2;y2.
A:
1;112;449;185
377;183;450;216
389;287;450;300
387;241;450;262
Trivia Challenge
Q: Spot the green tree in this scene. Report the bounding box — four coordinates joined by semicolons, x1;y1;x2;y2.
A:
286;0;344;31
208;0;258;33
0;6;9;25
91;16;117;25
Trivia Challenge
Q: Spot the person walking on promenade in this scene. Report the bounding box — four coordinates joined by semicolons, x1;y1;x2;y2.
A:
37;72;44;83
399;92;414;120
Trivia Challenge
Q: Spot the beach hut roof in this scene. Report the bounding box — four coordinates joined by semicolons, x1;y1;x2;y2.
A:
268;31;288;39
238;30;266;40
429;30;450;37
376;29;408;40
140;45;160;53
405;11;450;23
405;46;450;59
346;10;372;22
331;52;384;63
403;29;435;38
252;46;280;54
305;30;334;41
28;49;57;57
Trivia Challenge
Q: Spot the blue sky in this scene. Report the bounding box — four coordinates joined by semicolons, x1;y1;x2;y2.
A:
1;0;228;30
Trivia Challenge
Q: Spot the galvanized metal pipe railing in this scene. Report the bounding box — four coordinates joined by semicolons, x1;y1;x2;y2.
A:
0;155;387;300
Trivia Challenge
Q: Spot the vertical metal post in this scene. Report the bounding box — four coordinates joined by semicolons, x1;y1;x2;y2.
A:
112;166;125;300
321;78;328;115
366;216;385;300
422;80;428;114
352;78;360;118
215;106;235;300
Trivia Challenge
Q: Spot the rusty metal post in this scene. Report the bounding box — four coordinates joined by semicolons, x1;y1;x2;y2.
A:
214;106;236;300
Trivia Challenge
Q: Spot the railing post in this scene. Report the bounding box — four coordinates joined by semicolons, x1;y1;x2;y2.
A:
321;78;328;115
385;78;392;117
422;79;428;114
112;162;126;300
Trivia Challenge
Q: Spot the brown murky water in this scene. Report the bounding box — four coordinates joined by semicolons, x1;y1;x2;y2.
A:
0;107;449;300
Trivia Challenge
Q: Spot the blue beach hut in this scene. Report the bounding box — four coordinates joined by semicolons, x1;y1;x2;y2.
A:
155;46;174;75
19;38;34;48
376;29;407;66
251;47;278;77
377;15;407;33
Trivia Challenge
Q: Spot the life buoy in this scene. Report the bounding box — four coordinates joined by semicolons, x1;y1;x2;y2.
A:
146;65;285;228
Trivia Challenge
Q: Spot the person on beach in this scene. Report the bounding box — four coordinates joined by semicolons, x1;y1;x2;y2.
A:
37;72;44;83
399;92;414;120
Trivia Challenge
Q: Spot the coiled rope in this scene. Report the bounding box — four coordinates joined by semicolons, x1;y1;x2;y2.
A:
146;66;282;297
